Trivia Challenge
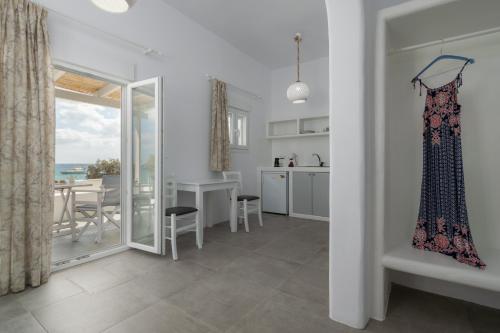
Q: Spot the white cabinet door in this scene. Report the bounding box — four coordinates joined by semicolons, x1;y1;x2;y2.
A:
312;172;329;217
292;172;313;215
262;172;288;214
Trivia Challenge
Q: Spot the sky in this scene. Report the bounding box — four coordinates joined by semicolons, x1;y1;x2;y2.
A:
55;98;121;164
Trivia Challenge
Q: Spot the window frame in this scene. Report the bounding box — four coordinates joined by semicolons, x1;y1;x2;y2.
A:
228;105;249;150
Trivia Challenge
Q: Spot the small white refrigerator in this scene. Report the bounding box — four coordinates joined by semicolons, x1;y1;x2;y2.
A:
261;171;288;214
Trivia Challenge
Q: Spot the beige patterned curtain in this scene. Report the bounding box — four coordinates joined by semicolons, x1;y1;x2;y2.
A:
0;0;55;295
210;80;230;171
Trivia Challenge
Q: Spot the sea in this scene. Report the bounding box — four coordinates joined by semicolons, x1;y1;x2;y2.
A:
55;163;89;182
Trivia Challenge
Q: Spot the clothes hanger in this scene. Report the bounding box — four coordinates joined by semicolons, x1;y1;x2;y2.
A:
410;41;475;85
420;65;465;81
411;55;475;85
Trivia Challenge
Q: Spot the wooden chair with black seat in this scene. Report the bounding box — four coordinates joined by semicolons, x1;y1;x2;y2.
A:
163;176;201;260
222;171;263;232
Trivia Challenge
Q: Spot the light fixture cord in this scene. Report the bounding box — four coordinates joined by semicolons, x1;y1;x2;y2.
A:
296;35;301;82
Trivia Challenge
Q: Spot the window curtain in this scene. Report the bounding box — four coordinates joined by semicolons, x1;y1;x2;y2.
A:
210;80;230;171
0;0;55;295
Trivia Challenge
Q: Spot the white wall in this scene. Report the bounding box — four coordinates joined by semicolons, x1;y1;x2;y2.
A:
326;0;367;329
38;0;272;224
363;0;412;322
327;0;422;328
270;57;329;166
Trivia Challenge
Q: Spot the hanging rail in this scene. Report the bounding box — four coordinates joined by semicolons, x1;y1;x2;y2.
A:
389;26;500;55
41;5;167;59
206;74;263;101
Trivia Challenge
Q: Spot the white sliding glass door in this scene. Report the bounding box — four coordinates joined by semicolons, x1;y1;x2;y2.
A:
126;77;163;254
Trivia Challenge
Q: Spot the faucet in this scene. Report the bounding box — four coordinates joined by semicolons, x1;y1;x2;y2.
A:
312;153;324;167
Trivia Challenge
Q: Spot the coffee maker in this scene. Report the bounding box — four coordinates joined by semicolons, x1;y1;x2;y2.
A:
274;157;284;167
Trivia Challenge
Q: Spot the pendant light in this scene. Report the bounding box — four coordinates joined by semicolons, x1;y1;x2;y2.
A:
287;33;310;104
91;0;136;13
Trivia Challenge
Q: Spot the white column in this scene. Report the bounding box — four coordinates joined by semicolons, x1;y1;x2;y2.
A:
326;0;368;329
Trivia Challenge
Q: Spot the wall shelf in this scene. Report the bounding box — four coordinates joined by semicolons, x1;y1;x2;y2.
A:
266;115;329;139
266;132;329;139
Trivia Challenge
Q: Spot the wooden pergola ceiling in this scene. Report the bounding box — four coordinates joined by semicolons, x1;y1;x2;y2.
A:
54;69;122;108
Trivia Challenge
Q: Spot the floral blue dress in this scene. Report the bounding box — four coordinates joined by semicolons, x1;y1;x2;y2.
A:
412;74;486;269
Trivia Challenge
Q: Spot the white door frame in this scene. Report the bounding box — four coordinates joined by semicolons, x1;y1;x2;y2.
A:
51;60;131;270
126;76;164;254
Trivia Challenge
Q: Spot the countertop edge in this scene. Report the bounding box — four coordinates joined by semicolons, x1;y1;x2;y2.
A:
258;166;330;173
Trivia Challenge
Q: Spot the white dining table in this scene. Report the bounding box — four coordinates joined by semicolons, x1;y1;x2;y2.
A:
177;179;239;241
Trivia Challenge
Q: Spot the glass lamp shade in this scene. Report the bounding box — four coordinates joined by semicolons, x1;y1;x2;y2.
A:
91;0;136;13
287;81;310;104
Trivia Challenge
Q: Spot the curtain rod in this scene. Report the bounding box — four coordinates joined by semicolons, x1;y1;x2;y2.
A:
40;5;167;59
389;26;500;55
206;74;263;101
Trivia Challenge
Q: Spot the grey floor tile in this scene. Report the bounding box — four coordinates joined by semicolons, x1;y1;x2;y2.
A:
387;285;472;331
255;237;324;264
279;221;329;245
216;234;274;251
132;260;212;299
408;322;474;333
0;313;46;333
181;241;252;270
164;232;216;259
228;291;353;333
14;274;84;311
204;227;277;251
466;302;500;333
0;294;28;322
305;246;329;270
219;253;300;288
279;279;329;306
104;300;217;333
58;260;130;293
32;280;158;333
231;216;269;234
204;215;307;252
291;261;328;290
369;285;482;333
258;214;309;231
208;214;305;234
365;318;410;333
166;271;277;331
95;249;168;280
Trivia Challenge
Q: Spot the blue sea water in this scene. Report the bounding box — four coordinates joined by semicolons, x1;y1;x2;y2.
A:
55;163;89;181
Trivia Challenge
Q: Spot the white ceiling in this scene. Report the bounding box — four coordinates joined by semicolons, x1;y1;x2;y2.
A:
160;0;328;69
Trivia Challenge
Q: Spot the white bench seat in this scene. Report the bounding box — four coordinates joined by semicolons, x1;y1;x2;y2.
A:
382;243;500;292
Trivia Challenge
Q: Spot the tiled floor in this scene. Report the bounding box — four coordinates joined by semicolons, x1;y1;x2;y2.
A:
1;214;499;332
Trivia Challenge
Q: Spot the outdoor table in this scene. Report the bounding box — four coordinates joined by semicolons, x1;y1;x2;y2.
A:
54;183;91;239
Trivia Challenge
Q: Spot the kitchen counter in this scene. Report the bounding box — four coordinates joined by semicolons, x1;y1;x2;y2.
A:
258;166;329;173
258;166;330;221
